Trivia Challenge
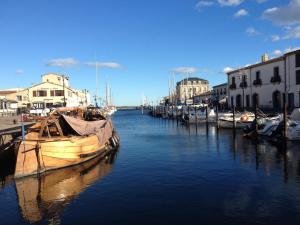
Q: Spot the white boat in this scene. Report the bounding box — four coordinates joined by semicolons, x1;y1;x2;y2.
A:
218;111;255;129
186;108;216;123
256;115;282;136
287;120;300;141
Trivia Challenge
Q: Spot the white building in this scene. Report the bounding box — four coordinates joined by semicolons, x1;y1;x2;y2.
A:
227;50;300;111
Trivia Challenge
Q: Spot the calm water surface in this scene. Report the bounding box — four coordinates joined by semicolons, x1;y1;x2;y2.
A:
1;110;300;225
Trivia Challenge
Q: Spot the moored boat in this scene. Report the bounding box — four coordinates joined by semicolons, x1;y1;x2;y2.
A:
218;111;255;129
14;107;119;178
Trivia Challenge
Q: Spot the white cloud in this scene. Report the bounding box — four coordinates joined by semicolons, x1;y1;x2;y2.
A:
271;35;280;41
283;26;300;39
257;0;268;3
223;67;234;73
246;27;260;36
16;69;24;75
263;0;300;26
47;58;78;67
171;67;198;74
218;0;243;6
273;50;282;56
85;61;121;68
195;0;214;9
234;9;248;17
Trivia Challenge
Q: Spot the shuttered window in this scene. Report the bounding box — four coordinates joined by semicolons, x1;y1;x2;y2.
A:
296;70;300;85
296;53;300;68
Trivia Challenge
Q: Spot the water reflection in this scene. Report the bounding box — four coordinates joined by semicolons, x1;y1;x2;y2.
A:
15;152;118;224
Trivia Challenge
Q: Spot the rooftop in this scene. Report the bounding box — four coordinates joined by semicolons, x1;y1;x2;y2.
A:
213;83;227;88
227;48;300;75
177;77;208;85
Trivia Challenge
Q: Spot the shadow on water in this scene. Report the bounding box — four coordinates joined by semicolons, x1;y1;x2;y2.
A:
0;146;16;187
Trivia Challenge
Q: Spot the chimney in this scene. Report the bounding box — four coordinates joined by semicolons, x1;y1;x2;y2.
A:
261;53;269;62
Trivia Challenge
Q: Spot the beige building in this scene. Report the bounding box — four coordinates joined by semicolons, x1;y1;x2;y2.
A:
0;73;90;112
176;77;209;104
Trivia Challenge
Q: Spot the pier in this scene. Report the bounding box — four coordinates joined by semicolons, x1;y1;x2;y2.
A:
0;116;34;154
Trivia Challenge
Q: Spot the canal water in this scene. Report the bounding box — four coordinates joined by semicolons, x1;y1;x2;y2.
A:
1;110;300;225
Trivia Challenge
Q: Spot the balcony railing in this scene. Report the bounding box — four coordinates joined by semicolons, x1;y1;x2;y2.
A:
270;75;281;84
239;81;248;88
229;83;236;90
253;79;262;86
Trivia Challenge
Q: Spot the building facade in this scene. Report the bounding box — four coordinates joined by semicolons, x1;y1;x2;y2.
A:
227;49;300;111
193;91;212;105
176;77;209;104
0;73;91;111
212;83;227;101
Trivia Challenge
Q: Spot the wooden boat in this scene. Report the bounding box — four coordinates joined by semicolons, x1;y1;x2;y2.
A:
15;153;116;224
14;107;119;178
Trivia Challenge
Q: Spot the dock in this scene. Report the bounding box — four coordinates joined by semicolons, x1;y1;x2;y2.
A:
0;116;35;153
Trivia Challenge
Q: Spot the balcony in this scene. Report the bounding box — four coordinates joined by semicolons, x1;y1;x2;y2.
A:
239;81;248;88
270;75;281;84
253;79;262;86
229;83;236;90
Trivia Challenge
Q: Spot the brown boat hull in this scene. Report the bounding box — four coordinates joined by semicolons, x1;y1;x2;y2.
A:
14;134;116;178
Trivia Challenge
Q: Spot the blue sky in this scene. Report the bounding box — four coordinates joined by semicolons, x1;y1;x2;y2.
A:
0;0;300;106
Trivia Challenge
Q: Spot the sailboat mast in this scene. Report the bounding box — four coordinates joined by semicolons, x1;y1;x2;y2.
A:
105;78;108;107
95;63;99;107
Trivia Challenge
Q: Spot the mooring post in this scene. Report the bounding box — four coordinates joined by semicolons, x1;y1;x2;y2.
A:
233;105;236;129
206;105;208;125
255;103;258;133
195;105;198;128
216;105;219;129
187;106;190;125
176;107;178;126
283;96;287;140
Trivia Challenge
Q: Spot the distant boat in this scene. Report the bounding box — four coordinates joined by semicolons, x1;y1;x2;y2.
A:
14;106;119;178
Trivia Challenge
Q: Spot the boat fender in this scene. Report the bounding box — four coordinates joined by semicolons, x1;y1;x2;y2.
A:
112;135;119;147
241;115;249;122
110;137;117;148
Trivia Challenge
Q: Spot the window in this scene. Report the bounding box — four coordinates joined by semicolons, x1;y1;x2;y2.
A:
296;53;300;68
274;67;279;77
256;71;260;80
33;90;47;97
288;93;294;109
232;77;235;84
296;70;300;85
246;95;250;108
16;95;22;101
33;102;45;109
50;90;64;96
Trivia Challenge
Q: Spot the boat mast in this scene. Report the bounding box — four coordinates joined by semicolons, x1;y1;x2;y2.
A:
95;63;99;107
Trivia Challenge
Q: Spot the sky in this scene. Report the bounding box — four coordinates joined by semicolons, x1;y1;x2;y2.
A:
0;0;300;106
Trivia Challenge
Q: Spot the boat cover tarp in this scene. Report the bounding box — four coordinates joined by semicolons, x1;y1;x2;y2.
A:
62;115;113;144
291;108;300;121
